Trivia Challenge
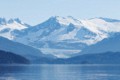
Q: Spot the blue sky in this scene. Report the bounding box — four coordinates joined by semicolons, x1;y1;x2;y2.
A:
0;0;120;25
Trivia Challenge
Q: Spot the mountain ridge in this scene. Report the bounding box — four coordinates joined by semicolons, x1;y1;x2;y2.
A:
0;37;55;63
0;16;120;58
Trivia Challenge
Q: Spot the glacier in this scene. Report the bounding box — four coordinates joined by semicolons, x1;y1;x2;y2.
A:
0;16;120;58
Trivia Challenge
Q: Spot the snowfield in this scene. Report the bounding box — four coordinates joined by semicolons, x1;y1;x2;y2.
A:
0;16;120;58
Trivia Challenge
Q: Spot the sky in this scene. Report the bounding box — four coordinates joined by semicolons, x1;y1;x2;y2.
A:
0;0;120;25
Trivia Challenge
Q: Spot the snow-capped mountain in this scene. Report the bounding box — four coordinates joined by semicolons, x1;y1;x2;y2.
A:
81;33;120;54
0;18;30;40
13;16;120;58
15;16;106;46
1;16;120;58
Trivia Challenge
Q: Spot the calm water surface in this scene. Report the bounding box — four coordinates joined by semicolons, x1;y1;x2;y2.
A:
0;64;120;80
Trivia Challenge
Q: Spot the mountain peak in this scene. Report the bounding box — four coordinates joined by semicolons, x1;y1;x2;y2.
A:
0;18;7;25
0;17;25;25
0;17;31;28
8;18;23;24
13;18;22;23
47;16;81;26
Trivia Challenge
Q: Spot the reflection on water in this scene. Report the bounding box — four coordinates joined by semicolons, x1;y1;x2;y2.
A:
0;64;120;80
